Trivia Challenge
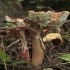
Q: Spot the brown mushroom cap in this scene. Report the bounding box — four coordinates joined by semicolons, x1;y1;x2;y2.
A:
7;26;37;39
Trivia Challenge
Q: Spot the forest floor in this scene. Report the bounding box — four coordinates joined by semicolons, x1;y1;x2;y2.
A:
0;20;70;70
0;1;70;70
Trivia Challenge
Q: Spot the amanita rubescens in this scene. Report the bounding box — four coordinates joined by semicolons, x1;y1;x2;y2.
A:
5;16;37;62
24;10;69;66
5;10;69;66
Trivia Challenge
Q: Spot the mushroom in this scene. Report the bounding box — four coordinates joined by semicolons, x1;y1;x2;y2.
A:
25;11;49;66
5;10;69;65
5;16;37;62
24;10;69;66
7;26;37;62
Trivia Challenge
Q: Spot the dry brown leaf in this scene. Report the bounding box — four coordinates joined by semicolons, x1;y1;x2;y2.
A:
43;33;63;44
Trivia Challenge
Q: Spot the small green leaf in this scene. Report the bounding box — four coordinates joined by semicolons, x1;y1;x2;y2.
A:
6;23;16;28
12;60;28;66
4;56;11;62
0;51;11;62
0;51;6;58
59;54;70;61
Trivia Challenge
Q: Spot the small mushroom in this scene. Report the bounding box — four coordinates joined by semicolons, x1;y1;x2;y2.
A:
5;16;37;61
7;26;37;62
5;16;37;62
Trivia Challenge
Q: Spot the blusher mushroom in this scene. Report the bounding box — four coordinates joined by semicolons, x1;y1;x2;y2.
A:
27;11;49;66
7;26;37;62
5;16;37;62
5;10;69;66
5;15;45;65
25;10;69;66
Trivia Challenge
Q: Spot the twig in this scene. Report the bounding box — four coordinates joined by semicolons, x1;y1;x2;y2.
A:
56;65;64;70
56;62;70;65
0;27;7;30
4;39;20;52
47;6;55;12
44;50;52;63
59;64;70;70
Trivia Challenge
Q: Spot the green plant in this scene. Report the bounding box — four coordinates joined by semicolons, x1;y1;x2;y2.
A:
12;60;31;70
59;54;70;62
0;51;11;70
57;54;70;66
5;23;16;28
12;60;30;66
5;15;16;28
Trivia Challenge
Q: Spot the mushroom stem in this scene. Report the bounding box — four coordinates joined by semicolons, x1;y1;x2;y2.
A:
31;26;45;66
19;29;30;62
31;37;44;66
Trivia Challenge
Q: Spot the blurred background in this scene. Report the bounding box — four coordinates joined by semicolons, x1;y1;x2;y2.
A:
0;0;70;22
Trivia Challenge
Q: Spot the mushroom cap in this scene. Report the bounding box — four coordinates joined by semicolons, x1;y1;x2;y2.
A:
51;12;62;22
7;26;37;39
27;11;69;28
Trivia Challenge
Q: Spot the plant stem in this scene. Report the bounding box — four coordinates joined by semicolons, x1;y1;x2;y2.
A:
3;58;7;70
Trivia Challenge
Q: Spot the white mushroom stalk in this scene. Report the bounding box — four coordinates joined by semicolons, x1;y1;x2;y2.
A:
18;29;28;53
